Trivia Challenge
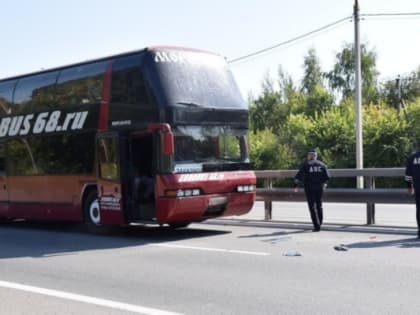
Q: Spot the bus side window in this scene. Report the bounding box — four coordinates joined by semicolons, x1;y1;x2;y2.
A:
13;72;58;114
7;138;38;175
111;55;150;106
0;80;16;116
56;61;108;107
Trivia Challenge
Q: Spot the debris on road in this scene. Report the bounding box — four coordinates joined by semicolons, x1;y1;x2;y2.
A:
283;250;302;257
265;235;292;244
333;244;349;251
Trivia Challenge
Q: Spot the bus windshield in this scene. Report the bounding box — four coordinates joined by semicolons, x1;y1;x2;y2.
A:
151;49;246;109
173;126;249;173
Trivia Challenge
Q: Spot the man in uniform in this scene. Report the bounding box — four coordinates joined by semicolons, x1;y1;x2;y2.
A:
294;149;330;232
405;150;420;238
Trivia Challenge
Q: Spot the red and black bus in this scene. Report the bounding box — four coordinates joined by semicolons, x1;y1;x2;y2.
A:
0;46;255;231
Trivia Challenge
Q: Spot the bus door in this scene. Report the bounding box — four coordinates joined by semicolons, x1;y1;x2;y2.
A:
0;142;8;217
129;133;156;221
96;132;126;225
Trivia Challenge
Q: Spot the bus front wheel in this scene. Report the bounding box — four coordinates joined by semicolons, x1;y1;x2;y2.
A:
83;190;105;233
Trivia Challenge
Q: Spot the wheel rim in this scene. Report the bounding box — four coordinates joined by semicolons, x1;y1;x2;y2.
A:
89;198;101;225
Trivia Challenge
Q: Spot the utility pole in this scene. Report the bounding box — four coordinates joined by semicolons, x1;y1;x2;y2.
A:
354;0;363;189
396;75;401;113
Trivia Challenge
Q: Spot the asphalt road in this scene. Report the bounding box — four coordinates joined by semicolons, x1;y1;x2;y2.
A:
232;201;418;227
0;212;420;315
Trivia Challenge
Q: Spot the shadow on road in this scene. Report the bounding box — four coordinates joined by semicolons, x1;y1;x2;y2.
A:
237;229;310;239
237;229;311;244
344;237;420;249
0;220;230;260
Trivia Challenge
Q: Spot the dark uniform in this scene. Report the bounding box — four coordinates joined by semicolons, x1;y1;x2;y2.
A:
294;150;330;231
404;150;420;238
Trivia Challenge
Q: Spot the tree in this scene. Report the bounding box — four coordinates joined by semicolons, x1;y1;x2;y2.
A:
304;85;334;117
307;100;356;169
363;104;411;168
299;49;334;117
301;48;323;95
249;129;289;170
380;66;420;107
279;113;314;166
278;66;305;115
247;43;419;178
249;74;283;132
403;67;420;102
406;99;420;150
325;43;379;103
250;69;305;134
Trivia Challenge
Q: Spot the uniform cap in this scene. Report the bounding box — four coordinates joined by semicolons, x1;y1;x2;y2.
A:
307;149;317;154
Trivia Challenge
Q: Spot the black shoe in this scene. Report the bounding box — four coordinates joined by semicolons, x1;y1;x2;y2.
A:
312;227;321;232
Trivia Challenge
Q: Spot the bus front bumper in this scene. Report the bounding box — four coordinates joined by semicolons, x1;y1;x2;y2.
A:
155;192;255;224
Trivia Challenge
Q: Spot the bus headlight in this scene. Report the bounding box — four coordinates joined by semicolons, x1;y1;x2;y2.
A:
165;188;201;198
236;185;256;193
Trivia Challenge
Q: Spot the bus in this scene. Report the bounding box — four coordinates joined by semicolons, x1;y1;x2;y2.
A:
0;46;256;231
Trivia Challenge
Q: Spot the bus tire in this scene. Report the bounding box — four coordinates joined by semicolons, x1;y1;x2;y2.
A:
83;190;109;234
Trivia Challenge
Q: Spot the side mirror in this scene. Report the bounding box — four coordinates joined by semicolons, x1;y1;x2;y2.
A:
147;123;174;156
162;132;174;156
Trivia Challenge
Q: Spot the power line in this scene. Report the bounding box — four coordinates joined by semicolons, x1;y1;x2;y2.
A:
360;12;420;22
228;11;420;65
361;12;420;17
228;16;352;64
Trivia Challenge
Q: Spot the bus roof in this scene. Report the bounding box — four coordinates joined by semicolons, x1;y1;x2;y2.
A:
0;46;221;83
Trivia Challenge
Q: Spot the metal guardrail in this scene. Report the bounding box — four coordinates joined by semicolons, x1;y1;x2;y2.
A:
255;168;413;225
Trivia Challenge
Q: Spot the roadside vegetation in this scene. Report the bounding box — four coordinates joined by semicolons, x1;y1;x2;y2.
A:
248;42;420;188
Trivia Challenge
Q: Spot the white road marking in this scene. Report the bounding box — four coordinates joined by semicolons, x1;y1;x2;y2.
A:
151;243;270;256
0;280;183;315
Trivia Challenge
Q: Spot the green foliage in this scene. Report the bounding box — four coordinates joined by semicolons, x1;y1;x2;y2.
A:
304;85;334;117
247;46;420;179
286;87;306;115
249;129;290;170
307;102;355;168
404;67;420;103
406;99;420;149
249;75;283;133
301;48;323;94
249;69;306;135
363;105;411;167
380;67;420;106
280;114;314;165
325;43;379;103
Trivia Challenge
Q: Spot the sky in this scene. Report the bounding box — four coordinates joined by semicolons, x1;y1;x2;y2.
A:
1;0;419;98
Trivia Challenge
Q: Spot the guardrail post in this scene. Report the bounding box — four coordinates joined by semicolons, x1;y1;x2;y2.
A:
366;176;376;225
264;178;273;221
